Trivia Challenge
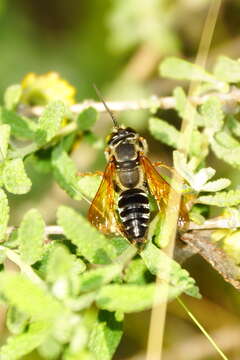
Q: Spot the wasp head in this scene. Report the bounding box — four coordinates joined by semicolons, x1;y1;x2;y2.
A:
105;126;148;161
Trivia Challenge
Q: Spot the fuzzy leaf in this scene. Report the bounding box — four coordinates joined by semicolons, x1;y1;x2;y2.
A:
0;321;49;360
0;189;9;240
52;143;82;200
36;101;65;145
160;57;214;82
77;264;122;293
3;158;32;194
0;108;36;140
201;96;224;133
77;174;102;200
18;209;45;265
210;136;240;169
0;272;64;321
84;131;104;149
124;258;152;285
65;292;97;312
173;87;203;126
201;178;231;192
173;151;227;192
215;131;240;149
226;115;240;138
96;280;196;313
37;336;62;360
77;107;98;131
213;56;240;83
197;190;240;207
173;151;194;185
141;242;200;298
0;124;10;159
46;244;85;283
192;167;216;191
223;231;240;264
89;311;123;360
149;117;179;148
57;206;120;264
6;306;28;335
96;284;156;312
4;84;22;110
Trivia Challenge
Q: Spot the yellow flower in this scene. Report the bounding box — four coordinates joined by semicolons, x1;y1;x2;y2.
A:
21;72;76;106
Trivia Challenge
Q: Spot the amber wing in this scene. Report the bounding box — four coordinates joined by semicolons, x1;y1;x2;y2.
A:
88;160;119;235
140;156;188;228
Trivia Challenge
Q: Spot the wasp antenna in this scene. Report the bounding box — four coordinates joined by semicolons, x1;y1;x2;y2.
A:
93;83;119;128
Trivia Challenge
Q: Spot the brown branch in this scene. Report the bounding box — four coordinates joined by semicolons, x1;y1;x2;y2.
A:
19;87;240;117
181;230;240;290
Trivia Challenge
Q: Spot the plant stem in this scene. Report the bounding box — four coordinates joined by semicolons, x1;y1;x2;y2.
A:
177;297;229;360
19;87;240;118
0;246;46;288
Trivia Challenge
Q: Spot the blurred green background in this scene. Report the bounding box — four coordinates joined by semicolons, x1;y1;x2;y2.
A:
1;0;240;359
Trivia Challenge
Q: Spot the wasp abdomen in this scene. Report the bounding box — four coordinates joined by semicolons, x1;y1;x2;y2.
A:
118;188;150;243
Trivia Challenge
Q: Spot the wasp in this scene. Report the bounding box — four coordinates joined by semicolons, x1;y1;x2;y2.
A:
87;86;188;247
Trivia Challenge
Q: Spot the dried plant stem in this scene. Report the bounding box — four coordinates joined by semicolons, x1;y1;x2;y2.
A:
145;1;222;359
19;87;240;118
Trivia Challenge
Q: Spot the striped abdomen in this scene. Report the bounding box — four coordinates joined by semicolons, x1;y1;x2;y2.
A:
118;188;150;244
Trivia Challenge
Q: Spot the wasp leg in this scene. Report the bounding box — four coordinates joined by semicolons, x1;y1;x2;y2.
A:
153;161;174;172
153;161;184;182
77;171;104;177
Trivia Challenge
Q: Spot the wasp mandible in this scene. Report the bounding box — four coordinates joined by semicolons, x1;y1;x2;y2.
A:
87;86;188;247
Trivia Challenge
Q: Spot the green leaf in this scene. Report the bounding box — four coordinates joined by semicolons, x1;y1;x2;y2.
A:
141;242;200;298
149;117;179;148
36;101;65;145
6;306;28;335
0;321;49;360
0;108;36;140
57;206;120;264
38;336;62;360
124;258;153;285
0;124;10;159
215;131;240;149
3;158;32;194
18;209;45;265
160;57;214;83
210;136;240;169
191;167;216;191
0;272;64;321
0;189;9;240
84;131;104;149
223;230;240;264
173;151;194;185
77;107;98;131
89;311;123;360
66;292;97;312
96;279;197;313
77;174;102;200
173;87;203;126
226;115;240;138
200;178;231;192
201;96;224;134
68;323;88;354
4;84;22;110
51;143;81;200
77;264;122;293
197;190;240;207
46;244;85;283
213;56;240;83
173;151;229;192
62;349;93;360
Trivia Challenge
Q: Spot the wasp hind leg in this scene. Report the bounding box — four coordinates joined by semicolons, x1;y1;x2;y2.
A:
77;171;104;177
